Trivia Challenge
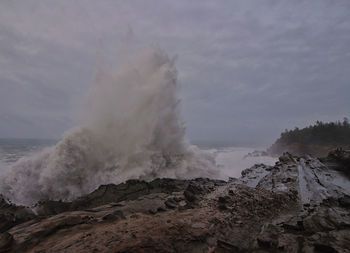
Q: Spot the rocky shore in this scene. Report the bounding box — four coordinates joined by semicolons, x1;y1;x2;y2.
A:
0;150;349;252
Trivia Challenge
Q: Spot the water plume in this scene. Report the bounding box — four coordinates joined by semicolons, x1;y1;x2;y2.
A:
0;47;219;205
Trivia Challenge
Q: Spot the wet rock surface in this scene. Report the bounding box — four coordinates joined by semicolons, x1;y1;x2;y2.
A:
0;150;349;252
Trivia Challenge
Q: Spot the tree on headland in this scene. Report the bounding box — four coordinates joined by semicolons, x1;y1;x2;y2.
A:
275;118;350;146
269;118;350;156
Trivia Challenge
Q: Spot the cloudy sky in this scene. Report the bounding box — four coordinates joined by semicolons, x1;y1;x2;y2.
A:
0;0;349;146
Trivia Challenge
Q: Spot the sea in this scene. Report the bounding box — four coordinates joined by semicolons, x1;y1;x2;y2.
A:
0;139;56;174
0;138;277;179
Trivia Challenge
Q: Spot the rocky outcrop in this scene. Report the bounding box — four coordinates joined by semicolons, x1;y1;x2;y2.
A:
0;195;35;233
0;150;349;252
33;178;224;216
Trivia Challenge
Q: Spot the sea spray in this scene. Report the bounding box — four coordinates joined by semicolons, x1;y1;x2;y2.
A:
0;47;220;205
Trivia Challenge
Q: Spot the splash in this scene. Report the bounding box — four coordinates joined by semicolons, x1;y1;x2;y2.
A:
0;47;219;205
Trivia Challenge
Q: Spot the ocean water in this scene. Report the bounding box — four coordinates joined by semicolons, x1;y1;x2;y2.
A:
208;146;277;178
0;139;57;173
0;138;276;179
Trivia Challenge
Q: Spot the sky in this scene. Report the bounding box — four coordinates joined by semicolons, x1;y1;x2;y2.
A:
0;0;349;146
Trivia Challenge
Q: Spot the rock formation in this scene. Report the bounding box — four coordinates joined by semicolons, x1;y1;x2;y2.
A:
0;150;349;252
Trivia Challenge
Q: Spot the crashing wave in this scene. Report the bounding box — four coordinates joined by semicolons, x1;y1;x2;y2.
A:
0;47;219;205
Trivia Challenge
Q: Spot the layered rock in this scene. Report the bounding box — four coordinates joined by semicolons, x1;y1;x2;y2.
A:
0;151;349;252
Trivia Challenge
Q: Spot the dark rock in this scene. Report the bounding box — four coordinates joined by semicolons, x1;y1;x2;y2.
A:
282;220;304;232
216;239;240;252
149;178;188;194
32;178;192;216
228;177;237;182
218;204;227;211
183;182;207;202
184;190;196;202
257;238;277;249
218;196;228;204
35;200;72;216
148;209;157;215
102;213;119;221
157;207;166;212
338;195;350;208
257;224;279;249
279;152;295;164
70;180;150;210
172;197;181;202
164;198;178;209
314;244;339;253
178;204;192;211
0;195;36;232
186;182;206;195
218;196;229;211
0;215;16;233
113;210;126;219
0;232;13;251
102;210;125;221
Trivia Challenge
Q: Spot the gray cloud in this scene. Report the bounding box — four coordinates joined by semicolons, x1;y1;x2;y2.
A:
0;0;349;145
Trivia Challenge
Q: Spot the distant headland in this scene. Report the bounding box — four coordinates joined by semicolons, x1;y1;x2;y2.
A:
268;118;350;157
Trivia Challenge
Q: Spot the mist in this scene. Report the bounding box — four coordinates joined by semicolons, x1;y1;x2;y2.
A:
0;47;220;205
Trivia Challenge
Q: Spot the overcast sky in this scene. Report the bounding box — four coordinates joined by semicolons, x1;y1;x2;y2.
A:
0;0;349;145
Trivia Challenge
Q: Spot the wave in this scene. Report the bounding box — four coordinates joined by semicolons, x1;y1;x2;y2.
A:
0;47;220;206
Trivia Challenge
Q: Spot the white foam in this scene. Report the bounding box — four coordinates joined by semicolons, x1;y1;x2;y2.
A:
0;47;220;205
212;147;276;178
